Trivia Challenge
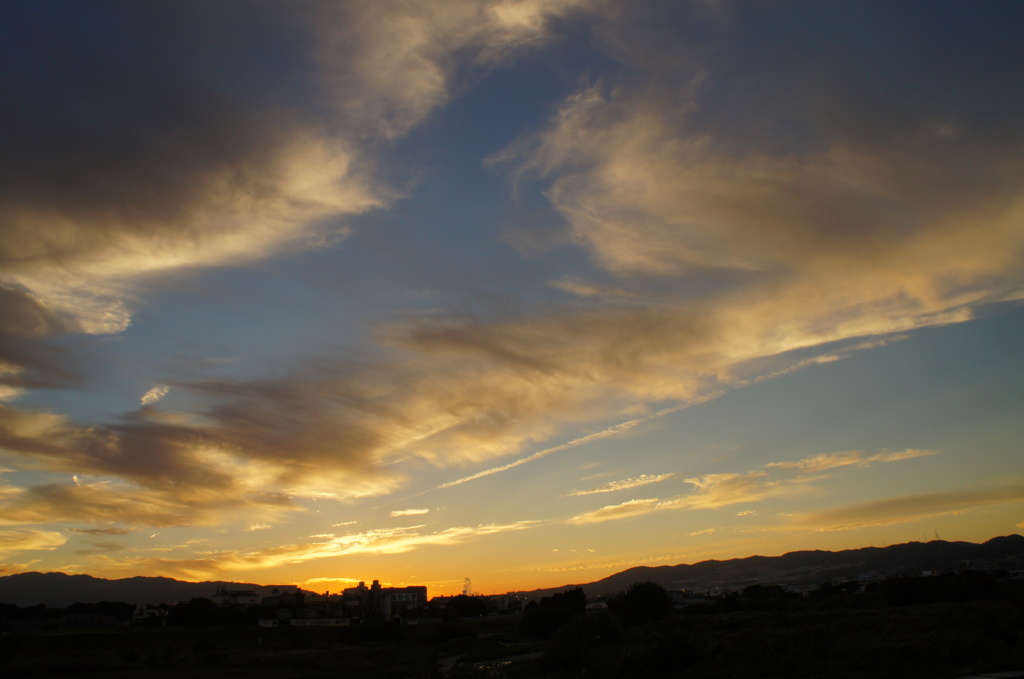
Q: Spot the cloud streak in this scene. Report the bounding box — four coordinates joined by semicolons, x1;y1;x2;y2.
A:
391;508;431;517
84;520;543;580
0;528;66;558
568;473;676;496
567;448;939;525
789;483;1024;531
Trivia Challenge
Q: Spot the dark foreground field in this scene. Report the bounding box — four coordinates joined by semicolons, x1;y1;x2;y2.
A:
2;578;1023;678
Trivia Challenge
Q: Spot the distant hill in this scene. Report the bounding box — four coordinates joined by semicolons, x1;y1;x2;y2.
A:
519;535;1024;598
0;572;261;608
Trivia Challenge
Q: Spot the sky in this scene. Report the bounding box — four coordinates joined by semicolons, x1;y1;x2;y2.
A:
1;0;1023;597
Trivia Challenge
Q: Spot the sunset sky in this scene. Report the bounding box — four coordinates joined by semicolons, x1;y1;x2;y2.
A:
2;0;1023;597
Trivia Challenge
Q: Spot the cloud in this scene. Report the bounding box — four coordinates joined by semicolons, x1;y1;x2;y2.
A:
316;0;594;138
377;85;999;481
304;576;361;587
865;449;937;465
85;520;543;579
568;498;661;525
67;527;131;536
0;390;406;513
566;447;938;525
568;473;675;496
0;477;291;529
789;483;1024;531
140;385;171;406
0;528;66;558
391;508;431;517
487;9;1024;374
0;284;81;394
437;417;648;489
0;0;600;343
675;472;799;510
75;541;131;557
766;449;936;473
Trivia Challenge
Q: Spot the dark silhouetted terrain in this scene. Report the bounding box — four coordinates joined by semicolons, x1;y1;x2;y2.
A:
0;573;259;608
520;535;1024;598
2;535;1022;609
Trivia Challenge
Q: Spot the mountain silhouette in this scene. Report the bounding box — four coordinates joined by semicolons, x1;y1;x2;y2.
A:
3;536;1021;607
519;535;1024;598
0;572;261;608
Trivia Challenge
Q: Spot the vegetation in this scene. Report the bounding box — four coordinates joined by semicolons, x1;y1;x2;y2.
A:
606;581;674;627
0;572;1021;678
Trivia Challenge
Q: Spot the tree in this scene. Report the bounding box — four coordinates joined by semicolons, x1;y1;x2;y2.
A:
607;581;673;626
741;584;788;601
540;587;588;616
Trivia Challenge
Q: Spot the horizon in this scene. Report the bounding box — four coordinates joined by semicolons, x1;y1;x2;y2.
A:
1;1;1023;598
5;534;1022;598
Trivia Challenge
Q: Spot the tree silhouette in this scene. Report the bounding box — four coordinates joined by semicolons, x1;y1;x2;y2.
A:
607;581;673;626
540;587;588;616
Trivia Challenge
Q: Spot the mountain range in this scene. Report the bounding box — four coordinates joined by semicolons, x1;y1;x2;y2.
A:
0;573;261;608
520;534;1024;597
2;535;1022;608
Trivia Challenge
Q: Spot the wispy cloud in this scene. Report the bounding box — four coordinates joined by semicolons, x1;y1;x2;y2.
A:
86;520;544;579
689;528;716;537
436;418;647;489
766;449;936;473
789;483;1024;531
566;448;940;525
0;528;66;558
0;477;292;529
675;472;799;510
317;0;595;138
140;385;170;406
391;508;431;517
436;396;722;490
304;576;361;587
568;473;675;496
67;527;131;536
568;499;662;525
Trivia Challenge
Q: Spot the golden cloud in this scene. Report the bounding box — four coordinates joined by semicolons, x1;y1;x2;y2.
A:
568;473;676;496
766;449;936;474
565;448;939;525
316;0;594;138
0;528;66;558
391;508;431;517
85;519;544;578
0;478;292;529
568;498;662;525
